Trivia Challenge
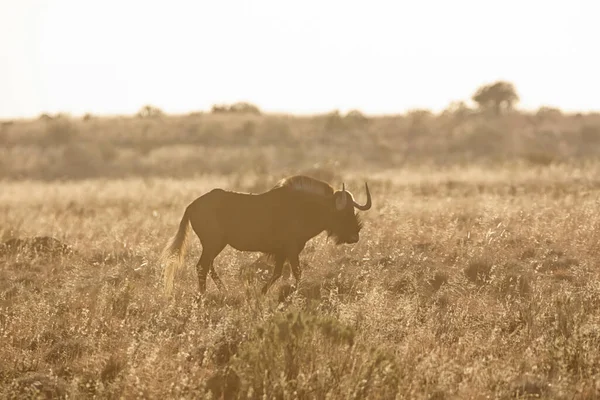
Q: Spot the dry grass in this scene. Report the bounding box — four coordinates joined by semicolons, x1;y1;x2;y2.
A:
1;160;600;399
2;110;600;398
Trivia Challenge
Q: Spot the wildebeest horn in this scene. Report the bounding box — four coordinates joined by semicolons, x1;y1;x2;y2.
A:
335;189;348;210
352;183;372;211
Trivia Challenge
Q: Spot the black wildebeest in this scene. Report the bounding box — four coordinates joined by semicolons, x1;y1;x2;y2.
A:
160;175;372;295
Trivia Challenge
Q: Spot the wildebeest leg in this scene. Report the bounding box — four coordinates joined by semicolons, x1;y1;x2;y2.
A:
196;242;226;294
210;264;226;291
282;264;291;281
261;253;285;294
189;207;226;294
195;254;212;294
287;242;305;288
288;253;302;287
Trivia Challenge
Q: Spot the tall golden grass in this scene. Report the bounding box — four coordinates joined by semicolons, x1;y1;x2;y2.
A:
1;110;600;398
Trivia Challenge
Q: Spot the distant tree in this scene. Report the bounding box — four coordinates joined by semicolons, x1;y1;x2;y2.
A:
472;81;519;115
406;109;433;136
137;105;164;118
407;109;433;127
211;104;229;113
535;106;562;120
345;109;369;126
324;109;345;132
443;101;473;119
346;109;366;119
211;102;261;115
229;102;261;115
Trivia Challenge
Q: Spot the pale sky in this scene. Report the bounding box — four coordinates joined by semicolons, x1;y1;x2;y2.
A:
1;0;598;118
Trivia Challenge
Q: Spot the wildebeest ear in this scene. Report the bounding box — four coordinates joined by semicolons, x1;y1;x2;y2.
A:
334;191;347;210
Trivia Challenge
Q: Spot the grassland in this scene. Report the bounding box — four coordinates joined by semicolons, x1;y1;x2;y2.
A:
1;110;600;398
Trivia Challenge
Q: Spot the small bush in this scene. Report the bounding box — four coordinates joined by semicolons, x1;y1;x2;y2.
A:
536;106;562;121
211;102;261;115
345;109;369;127
324;110;346;132
230;102;261;115
45;118;79;144
39;113;53;121
137;105;164;119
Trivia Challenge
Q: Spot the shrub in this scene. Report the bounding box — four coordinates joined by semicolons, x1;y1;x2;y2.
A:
137;105;164;119
345;109;369;126
229;102;261;115
211;102;261;115
536;106;562;121
45;118;79;144
324;110;346;132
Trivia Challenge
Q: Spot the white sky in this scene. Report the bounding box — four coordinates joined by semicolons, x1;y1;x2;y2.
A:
0;0;598;118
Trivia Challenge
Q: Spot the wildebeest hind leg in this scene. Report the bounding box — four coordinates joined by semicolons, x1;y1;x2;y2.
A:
195;254;211;294
261;253;285;294
196;231;226;294
189;208;226;294
195;242;225;294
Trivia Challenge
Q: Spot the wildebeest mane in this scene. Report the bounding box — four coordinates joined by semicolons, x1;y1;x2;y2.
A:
275;176;364;246
274;175;334;198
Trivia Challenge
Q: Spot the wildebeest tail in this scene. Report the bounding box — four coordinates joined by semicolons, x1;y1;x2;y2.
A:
160;206;191;295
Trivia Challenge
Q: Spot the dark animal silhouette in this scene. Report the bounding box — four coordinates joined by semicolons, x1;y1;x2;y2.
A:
160;175;372;295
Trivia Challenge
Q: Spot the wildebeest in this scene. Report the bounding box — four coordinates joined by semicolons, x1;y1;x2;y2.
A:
160;175;372;295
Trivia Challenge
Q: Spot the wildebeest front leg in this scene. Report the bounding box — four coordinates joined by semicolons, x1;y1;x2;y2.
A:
210;265;226;291
261;254;285;294
288;253;302;287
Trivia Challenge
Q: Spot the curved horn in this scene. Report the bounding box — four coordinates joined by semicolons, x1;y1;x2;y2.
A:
352;182;372;211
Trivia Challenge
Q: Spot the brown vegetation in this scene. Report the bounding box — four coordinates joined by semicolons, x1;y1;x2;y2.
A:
1;107;600;181
1;104;600;398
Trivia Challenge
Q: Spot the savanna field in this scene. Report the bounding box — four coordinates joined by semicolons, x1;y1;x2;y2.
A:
1;108;600;398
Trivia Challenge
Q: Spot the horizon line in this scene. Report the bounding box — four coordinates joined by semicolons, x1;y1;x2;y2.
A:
3;104;600;122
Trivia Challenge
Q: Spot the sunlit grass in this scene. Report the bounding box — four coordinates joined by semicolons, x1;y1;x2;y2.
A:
1;163;600;398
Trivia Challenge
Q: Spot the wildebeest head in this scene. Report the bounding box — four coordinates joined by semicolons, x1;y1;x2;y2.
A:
275;175;372;245
328;182;372;244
